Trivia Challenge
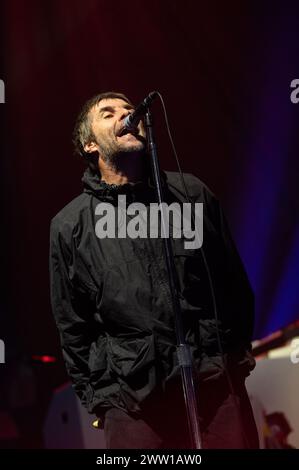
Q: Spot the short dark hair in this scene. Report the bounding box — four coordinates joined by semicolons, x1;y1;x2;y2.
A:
72;91;133;161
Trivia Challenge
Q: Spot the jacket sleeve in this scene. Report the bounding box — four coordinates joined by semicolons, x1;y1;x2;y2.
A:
197;179;255;351
216;198;255;350
49;218;92;408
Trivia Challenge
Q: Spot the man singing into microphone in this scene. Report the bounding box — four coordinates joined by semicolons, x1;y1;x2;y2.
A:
49;91;258;449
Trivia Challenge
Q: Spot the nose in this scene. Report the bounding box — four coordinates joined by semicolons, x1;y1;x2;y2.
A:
119;109;132;122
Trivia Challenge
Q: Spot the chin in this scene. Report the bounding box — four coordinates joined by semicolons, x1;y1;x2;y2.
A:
121;143;145;153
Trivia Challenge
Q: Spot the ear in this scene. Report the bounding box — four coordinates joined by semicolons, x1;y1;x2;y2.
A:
84;141;98;154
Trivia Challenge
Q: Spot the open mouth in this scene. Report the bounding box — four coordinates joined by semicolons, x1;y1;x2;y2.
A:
117;127;139;137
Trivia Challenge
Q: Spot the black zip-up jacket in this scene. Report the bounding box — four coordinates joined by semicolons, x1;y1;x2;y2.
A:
49;168;255;416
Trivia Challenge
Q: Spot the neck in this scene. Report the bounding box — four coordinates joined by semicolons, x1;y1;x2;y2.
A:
98;152;148;185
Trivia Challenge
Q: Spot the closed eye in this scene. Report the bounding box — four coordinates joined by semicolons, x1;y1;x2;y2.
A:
104;114;113;119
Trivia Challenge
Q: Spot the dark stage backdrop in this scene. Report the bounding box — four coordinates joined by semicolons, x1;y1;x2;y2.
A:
1;1;299;387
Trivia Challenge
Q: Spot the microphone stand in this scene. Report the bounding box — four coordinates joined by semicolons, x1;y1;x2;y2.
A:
144;110;202;449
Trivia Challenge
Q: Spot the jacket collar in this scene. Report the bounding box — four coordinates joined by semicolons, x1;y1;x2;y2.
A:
82;166;168;204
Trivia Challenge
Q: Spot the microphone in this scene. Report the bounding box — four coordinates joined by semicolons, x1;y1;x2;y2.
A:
123;91;158;130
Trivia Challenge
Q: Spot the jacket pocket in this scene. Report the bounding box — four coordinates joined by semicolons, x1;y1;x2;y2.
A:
106;334;155;378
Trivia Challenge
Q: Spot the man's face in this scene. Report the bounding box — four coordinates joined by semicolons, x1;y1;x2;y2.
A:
85;98;146;163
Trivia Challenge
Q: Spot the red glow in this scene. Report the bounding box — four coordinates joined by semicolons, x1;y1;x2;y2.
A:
31;355;57;363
